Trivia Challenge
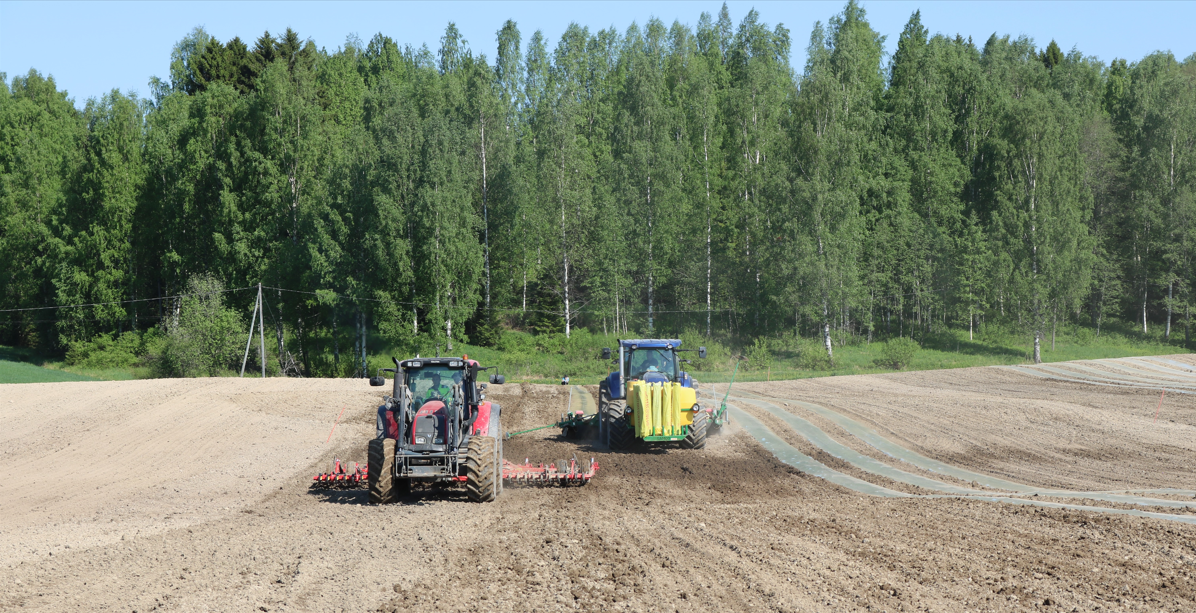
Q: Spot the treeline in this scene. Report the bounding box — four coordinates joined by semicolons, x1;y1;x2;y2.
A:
1;2;1194;373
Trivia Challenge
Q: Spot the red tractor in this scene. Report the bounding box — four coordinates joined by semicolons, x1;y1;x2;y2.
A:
367;356;506;504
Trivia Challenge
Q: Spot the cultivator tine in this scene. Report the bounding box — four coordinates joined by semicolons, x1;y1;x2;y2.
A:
501;455;599;486
311;458;368;488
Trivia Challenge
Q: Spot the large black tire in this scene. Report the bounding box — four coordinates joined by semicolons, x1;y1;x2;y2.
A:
681;408;708;449
604;399;633;450
465;436;499;502
368;438;396;504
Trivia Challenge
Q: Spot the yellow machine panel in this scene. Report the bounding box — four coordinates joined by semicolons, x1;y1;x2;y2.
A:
628;381;695;438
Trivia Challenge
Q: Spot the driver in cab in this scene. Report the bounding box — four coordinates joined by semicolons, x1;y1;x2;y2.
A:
642;352;663;373
421;371;462;403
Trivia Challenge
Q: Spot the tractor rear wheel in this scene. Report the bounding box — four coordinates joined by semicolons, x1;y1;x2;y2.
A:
604;400;632;450
465;436;499;503
368;438;397;504
681;408;708;449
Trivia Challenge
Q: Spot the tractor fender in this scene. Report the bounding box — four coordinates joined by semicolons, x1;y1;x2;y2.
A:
376;399;400;439
486;403;503;439
605;372;623;399
473;401;501;437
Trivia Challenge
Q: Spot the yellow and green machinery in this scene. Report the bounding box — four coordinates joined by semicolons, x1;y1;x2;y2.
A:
505;339;731;451
624;380;699;441
595;338;715;450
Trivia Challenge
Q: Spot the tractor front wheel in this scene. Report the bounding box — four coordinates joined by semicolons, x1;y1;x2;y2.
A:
368;438;397;504
681;408;708;449
465;436;499;502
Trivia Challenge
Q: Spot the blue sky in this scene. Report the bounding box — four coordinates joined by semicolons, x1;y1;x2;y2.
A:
1;1;1193;107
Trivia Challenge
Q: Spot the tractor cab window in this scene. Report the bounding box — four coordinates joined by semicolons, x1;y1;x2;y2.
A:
405;366;464;408
627;348;677;381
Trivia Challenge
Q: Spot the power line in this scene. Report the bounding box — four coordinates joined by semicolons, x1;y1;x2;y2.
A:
0;314;169;325
260;285;738;316
0;286;255;314
0;281;956;320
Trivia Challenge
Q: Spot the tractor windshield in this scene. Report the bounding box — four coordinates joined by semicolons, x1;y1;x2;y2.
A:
406;366;464;408
627;348;677;381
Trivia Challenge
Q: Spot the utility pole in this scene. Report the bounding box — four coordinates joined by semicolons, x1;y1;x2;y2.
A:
241;283;268;377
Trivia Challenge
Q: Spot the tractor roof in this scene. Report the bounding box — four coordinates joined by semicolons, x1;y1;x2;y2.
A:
398;357;471;369
620;339;682;349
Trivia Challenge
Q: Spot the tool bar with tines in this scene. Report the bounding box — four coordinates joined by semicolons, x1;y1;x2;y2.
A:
311;455;599;488
502;456;599;485
312;458;367;485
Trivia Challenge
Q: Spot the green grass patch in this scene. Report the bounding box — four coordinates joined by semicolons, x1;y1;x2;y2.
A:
0;344;144;382
664;323;1192;385
361;321;1190;386
0;359;97;383
6;317;1189;385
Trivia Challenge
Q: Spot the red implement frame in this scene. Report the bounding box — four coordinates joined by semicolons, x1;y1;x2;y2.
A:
502;457;599;485
311;457;599;488
312;458;367;486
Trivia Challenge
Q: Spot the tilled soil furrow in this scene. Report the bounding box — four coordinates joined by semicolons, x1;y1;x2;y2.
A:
729;399;1196;524
735;390;1196;511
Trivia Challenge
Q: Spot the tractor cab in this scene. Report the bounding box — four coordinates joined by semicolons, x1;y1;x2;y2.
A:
627;346;677;384
601;339;705;400
405;362;467;410
369;356;504;458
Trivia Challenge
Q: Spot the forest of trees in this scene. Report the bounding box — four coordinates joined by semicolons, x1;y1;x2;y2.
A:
1;2;1194;374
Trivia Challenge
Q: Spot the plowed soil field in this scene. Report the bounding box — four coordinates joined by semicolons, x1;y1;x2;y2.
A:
3;356;1196;612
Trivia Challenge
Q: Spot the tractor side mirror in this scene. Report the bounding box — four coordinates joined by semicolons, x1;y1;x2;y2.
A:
601;347;611;360
489;374;505;385
698;346;707;359
369;376;386;387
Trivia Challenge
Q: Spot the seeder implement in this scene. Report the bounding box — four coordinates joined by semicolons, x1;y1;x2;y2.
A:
312;458;367;487
503;410;599;440
502;457;599;485
311;455;599;489
708;360;739;432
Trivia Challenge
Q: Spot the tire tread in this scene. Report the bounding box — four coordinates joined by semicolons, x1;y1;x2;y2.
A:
465;436;498;502
681;409;708;449
368;438;396;504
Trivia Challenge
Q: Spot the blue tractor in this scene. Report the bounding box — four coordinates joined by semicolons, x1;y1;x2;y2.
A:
597;339;708;450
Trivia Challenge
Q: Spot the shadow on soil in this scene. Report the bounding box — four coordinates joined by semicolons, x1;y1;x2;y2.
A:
307;484;473;506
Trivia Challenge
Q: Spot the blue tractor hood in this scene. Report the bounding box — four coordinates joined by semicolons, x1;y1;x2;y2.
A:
620;339;681;349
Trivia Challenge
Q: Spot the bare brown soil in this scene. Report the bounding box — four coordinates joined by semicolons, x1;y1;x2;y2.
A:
744;363;1196;492
2;359;1195;612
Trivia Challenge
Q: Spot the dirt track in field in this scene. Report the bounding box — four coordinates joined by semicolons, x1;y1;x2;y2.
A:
3;357;1196;612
